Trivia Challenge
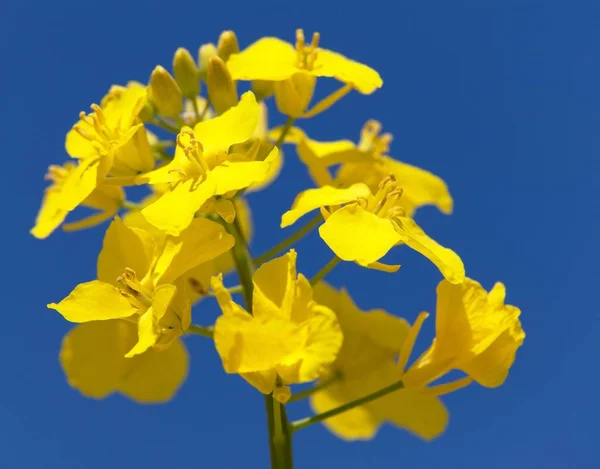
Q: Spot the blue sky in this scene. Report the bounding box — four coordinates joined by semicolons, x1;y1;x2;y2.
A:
2;1;599;468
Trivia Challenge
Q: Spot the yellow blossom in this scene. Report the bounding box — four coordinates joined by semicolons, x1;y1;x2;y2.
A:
310;283;448;441
281;177;464;282
65;83;154;176
227;29;382;118
400;278;525;389
281;121;453;217
48;216;234;357
124;192;253;305
60;320;188;403
30;162;124;239
212;250;343;399
136;91;278;235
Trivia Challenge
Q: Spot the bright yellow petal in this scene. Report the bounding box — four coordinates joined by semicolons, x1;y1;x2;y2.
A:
59;157;109;212
62;210;116;232
319;204;402;265
59;321;132;399
96;217;154;285
153;218;235;285
281;183;370;228
48;281;133;323
277;304;342;384
227;38;298;81
241;370;278;395
118;339;188;403
65;127;96;159
30;189;69;239
141;177;217;236
252;250;298;321
111;125;155;176
312;48;382;94
210;273;249;317
434;279;525;387
125;309;157;358
210;147;278;196
193;91;259;156
394;217;465;284
213;312;305;374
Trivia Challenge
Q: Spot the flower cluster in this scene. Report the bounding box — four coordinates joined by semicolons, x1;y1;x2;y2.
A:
34;29;525;463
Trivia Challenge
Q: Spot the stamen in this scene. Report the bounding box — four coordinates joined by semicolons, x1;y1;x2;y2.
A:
295;29;305;55
397;311;429;374
177;129;209;172
423;377;473;397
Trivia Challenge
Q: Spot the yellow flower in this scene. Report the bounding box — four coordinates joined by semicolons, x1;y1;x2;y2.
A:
60;320;188;403
281;178;464;282
400;278;525;389
66;83;154;177
48;216;234;357
310;283;449;441
136;91;278;235
211;250;343;400
30;162;124;239
227;29;382;118
124;192;253;305
281;121;453;217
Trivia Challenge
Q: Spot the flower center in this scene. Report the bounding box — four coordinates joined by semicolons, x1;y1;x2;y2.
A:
116;268;153;312
73;104;120;154
168;129;212;181
295;29;320;70
358;120;393;157
367;174;406;220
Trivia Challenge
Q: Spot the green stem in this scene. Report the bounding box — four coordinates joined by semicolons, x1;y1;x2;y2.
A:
310;256;341;286
186;324;214;338
273;116;295;149
227;214;293;468
290;380;405;433
254;214;322;266
288;372;341;403
151;117;180;134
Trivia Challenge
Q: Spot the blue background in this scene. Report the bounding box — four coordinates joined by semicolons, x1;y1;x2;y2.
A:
2;1;598;468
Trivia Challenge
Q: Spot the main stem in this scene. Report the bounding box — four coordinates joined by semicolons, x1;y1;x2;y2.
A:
227;215;293;469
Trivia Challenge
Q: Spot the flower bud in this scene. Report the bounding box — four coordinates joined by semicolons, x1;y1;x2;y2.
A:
217;30;239;62
149;66;183;118
173;47;200;98
198;43;218;79
206;56;238;115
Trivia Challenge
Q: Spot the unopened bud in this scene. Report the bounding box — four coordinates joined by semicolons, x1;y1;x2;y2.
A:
206;56;238;114
149;66;183;118
198;43;218;79
217;30;239;62
173;48;200;98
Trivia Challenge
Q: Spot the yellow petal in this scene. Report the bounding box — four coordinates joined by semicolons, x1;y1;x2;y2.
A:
59;321;132;399
96;217;154;285
227;38;298;81
252;250;298;321
62;210;116;232
281;183;370;228
435;279;525;387
312;48;382;94
274;74;316;117
276;304;342;384
394;217;465;284
210;147;278;196
118;339;188;403
311;381;380;440
210;273;249;317
48;281;133;323
153;218;235;285
30;188;69;239
65;127;96;159
214;198;236;223
125;309;157;358
319;204;402;265
141;177;217;236
241;370;278;395
193;91;259;156
111;125;155;176
369;384;448;441
213;312;304;374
